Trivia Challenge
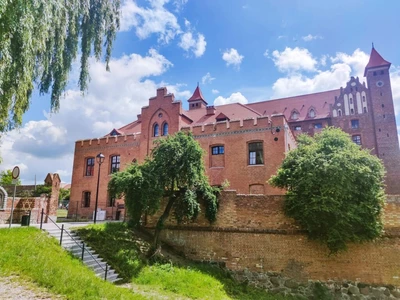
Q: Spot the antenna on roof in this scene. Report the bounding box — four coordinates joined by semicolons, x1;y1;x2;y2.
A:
372;42;374;49
197;82;199;87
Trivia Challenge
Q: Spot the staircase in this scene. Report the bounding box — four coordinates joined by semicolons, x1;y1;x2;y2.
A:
45;227;121;283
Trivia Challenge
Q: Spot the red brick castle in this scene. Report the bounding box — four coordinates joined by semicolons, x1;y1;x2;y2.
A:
68;47;400;220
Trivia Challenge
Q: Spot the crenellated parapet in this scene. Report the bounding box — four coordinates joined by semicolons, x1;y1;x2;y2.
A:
75;133;141;152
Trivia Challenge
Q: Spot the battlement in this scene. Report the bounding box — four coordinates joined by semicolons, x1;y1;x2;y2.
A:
182;115;286;136
76;132;141;148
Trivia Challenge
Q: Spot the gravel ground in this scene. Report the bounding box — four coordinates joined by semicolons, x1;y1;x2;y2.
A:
0;276;61;300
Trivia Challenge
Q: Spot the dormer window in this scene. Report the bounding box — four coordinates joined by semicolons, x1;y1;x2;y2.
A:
309;109;316;118
291;111;299;120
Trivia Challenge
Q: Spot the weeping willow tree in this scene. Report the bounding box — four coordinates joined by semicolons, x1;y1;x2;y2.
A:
0;0;120;131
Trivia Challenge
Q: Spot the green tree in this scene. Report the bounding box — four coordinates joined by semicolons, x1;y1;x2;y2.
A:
59;188;70;201
0;170;21;185
269;127;385;253
109;131;219;254
0;0;120;131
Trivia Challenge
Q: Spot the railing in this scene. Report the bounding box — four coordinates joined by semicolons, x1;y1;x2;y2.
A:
39;209;110;280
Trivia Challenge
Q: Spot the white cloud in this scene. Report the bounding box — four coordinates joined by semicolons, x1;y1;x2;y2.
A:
302;34;323;42
222;48;244;68
271;47;317;73
263;49;269;58
201;72;215;85
212;89;219;94
120;0;181;44
173;0;188;12
0;49;190;184
214;92;248;105
178;32;207;57
391;66;400;116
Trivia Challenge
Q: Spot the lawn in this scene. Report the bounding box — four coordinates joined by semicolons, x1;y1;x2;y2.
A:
76;223;293;300
56;209;68;218
0;227;144;299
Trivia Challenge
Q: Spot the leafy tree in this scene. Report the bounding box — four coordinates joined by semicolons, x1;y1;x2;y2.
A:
269;127;385;253
59;188;70;201
0;170;21;185
109;131;219;254
0;0;120;131
32;185;52;197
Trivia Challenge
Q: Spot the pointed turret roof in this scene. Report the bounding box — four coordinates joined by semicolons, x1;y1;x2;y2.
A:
364;46;391;76
188;85;207;104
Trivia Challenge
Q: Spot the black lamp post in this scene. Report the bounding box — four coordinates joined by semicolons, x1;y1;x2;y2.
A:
94;153;105;224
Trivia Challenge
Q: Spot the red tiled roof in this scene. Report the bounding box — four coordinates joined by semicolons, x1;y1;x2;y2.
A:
116;120;141;135
188;86;207;104
247;89;340;122
184;102;261;125
364;47;391;76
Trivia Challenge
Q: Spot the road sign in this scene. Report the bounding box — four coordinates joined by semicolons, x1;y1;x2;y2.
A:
12;166;20;179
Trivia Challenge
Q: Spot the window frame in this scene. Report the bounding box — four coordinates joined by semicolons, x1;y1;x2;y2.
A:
153;123;159;137
351;119;359;129
314;123;323;129
107;194;116;207
85;157;95;176
352;135;362;146
110;155;120;173
82;191;91;208
162;122;169;136
248;141;264;166
294;126;302;131
211;145;225;155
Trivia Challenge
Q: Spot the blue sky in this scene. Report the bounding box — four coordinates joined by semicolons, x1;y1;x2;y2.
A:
1;0;400;184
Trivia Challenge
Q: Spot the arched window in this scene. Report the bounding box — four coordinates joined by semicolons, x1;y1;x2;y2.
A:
162;123;169;136
0;187;7;210
338;109;342;116
309;109;315;118
153;123;159;137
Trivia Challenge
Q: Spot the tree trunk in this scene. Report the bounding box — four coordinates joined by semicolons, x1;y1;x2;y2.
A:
150;195;175;256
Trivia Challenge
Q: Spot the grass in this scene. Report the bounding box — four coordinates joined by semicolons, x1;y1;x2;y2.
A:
76;223;293;300
57;209;68;218
0;227;144;300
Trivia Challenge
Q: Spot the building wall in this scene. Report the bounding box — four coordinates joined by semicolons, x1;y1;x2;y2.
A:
146;192;400;286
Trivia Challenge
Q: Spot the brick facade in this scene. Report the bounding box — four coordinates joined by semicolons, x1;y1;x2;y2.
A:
145;192;400;286
69;47;400;219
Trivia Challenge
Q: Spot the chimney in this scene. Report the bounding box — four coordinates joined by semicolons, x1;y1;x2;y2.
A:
206;105;216;115
137;114;141;122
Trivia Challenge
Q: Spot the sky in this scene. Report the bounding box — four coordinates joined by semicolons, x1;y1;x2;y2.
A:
1;0;400;184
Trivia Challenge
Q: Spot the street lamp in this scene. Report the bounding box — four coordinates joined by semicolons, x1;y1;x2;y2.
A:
94;153;105;224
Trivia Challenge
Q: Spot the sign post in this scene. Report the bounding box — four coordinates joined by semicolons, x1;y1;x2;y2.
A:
9;166;20;228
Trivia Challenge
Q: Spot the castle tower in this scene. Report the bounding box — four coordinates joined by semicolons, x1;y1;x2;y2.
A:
188;85;208;110
364;46;400;194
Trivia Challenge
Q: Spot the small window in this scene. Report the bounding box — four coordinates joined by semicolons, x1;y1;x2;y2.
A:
362;96;366;102
349;98;353;104
291;111;298;120
382;104;385;108
352;135;362;145
309;109;316;118
338;109;342;116
110;155;120;173
107;195;115;207
373;71;377;76
294;126;302;131
351;120;359;129
196;103;199;107
191;104;194;107
162;123;169;136
153;123;159;137
314;123;322;129
82;191;91;208
212;146;224;155
248;142;263;165
380;70;384;75
85;157;95;176
350;108;354;115
380;92;383;96
363;107;367;113
379;128;381;132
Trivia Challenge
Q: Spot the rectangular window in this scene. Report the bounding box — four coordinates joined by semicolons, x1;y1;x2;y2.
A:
351;119;359;129
248;142;263;165
314;123;322;129
352;135;362;145
110;155;120;173
82;191;91;208
294;126;302;131
85;157;95;176
211;146;224;155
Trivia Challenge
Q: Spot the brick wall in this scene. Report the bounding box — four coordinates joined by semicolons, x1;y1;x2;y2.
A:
146;191;400;286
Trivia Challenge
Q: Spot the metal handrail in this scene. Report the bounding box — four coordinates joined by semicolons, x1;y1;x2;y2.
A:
39;209;109;279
